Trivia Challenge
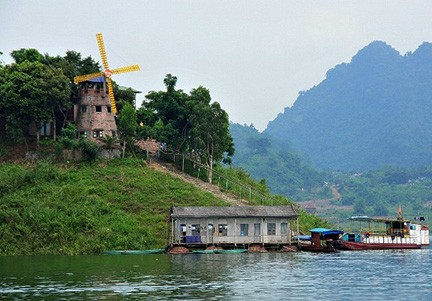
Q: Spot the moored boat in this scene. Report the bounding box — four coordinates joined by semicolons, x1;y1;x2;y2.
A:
298;228;344;252
192;249;217;254
341;215;429;250
213;249;248;254
104;249;165;255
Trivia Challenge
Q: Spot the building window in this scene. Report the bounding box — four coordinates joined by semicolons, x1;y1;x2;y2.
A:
107;106;112;113
281;223;288;235
93;130;103;138
180;224;186;243
96;105;102;112
218;224;228;236
240;224;249;236
81;105;88;113
191;224;200;236
267;223;276;236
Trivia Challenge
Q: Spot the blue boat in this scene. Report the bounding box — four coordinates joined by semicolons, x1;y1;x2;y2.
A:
299;228;344;252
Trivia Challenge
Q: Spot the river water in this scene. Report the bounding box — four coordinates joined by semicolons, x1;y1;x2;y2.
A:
0;248;431;300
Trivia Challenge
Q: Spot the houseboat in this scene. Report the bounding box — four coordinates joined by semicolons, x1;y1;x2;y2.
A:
341;215;429;250
168;205;299;253
297;228;344;252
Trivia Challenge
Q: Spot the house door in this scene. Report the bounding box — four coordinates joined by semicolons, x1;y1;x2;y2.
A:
254;223;261;243
208;224;214;244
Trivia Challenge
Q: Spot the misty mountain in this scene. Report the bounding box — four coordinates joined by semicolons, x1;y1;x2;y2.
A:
265;41;432;171
229;123;330;200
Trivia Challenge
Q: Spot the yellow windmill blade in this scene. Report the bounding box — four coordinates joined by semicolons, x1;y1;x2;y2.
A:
96;33;110;71
111;64;140;75
106;77;117;115
73;71;104;84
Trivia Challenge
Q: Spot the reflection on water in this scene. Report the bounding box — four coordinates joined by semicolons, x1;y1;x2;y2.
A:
0;248;431;300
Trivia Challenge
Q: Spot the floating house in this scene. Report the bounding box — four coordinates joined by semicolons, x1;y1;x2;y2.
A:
168;206;299;250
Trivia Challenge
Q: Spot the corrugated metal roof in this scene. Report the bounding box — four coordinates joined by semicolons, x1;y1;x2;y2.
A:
171;206;298;218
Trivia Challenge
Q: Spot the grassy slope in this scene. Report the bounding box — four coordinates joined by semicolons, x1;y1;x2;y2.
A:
0;158;328;255
0;159;231;255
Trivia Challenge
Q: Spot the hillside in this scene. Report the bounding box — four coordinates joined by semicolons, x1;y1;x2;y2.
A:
266;41;432;171
0;159;231;255
0;158;327;255
230;123;331;201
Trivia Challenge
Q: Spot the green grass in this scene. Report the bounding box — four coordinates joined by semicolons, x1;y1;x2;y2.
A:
0;158;328;255
0;158;230;255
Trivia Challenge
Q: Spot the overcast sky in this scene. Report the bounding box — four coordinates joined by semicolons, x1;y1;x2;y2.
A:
1;1;432;130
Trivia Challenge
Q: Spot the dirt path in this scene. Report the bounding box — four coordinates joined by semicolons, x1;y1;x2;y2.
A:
148;157;249;206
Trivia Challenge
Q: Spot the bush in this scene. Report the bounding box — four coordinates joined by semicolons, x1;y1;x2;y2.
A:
79;139;99;161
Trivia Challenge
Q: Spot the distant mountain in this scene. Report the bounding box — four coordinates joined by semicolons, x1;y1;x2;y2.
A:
229;123;330;200
265;41;432;171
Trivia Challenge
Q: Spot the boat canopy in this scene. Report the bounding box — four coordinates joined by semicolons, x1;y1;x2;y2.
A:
348;216;411;223
295;235;312;241
310;228;344;235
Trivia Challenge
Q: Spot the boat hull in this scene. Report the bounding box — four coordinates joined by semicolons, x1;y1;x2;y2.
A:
104;249;165;255
342;241;421;250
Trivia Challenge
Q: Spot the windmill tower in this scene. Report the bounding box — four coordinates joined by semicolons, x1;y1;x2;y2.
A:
73;33;140;139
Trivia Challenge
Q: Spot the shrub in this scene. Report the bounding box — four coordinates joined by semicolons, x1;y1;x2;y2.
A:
79;139;99;161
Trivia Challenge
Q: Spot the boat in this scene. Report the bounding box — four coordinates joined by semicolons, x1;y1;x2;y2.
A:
192;249;217;254
297;228;344;252
213;249;248;254
341;215;429;250
103;249;165;255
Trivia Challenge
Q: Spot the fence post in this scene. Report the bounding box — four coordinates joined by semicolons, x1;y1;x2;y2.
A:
182;154;185;171
249;188;252;202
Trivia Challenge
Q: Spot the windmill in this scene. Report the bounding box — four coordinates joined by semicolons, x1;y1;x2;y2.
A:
73;33;140;139
74;33;140;114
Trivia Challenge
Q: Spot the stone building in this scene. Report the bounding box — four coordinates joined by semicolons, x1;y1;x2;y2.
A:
73;78;117;139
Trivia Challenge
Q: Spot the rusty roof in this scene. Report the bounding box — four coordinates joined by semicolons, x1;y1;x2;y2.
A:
171;206;298;218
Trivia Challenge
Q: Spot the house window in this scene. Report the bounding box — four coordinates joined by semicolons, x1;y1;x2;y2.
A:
81;105;88;113
191;224;200;236
180;224;187;243
267;223;276;236
96;105;102;112
218;224;228;236
240;224;249;236
107;106;112;113
281;223;288;235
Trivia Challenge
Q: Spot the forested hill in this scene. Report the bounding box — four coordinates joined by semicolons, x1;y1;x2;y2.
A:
265;41;432;171
229;123;330;200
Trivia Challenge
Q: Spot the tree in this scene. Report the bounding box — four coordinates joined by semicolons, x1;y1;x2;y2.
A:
10;48;44;64
188;86;234;183
0;54;70;146
145;74;190;152
136;104;158;139
143;75;234;182
44;50;101;133
117;102;137;158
